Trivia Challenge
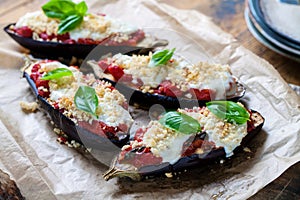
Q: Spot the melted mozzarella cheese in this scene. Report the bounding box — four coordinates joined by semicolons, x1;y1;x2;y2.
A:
68;14;138;41
207;123;247;157
107;16;138;34
114;54;168;88
49;88;74;102
142;121;191;164
158;134;192;164
40;61;68;72
98;103;133;127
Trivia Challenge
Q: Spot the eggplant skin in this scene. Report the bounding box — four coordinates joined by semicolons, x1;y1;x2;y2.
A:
103;111;264;181
104;78;246;109
4;23;167;60
23;71;129;149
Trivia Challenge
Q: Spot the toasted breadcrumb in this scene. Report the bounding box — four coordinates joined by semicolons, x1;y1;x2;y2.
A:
243;147;252;153
19;101;38;112
165;172;173;178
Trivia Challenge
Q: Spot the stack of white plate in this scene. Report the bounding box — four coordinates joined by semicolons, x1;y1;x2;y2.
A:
245;0;300;62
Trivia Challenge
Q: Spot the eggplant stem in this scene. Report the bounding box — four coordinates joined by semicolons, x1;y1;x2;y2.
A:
102;168;120;181
102;158;141;181
103;167;141;181
151;39;168;48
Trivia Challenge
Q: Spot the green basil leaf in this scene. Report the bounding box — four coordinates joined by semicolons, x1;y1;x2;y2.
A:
75;1;88;16
149;48;175;67
74;86;98;117
58;15;83;34
159;111;201;134
42;0;88;34
40;68;73;80
42;0;76;20
206;101;250;125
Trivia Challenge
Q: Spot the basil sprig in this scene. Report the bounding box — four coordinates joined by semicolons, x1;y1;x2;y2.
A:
206;101;250;125
149;48;175;67
42;0;88;34
159;111;201;134
41;68;73;80
74;86;98;117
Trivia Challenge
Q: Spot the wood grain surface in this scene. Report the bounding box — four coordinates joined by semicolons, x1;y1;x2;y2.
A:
162;0;300;199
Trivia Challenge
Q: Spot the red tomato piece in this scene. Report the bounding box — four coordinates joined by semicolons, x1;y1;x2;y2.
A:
52;102;59;110
39;32;52;41
120;147;162;168
57;33;70;41
31;63;40;73
134;128;146;142
126;39;137;46
107;65;124;81
57;136;68;144
130;152;162;168
78;38;97;45
158;80;183;97
38;90;50;98
30;73;40;82
130;29;145;43
120;74;133;82
118;123;128;133
98;121;118;134
190;88;215;101
97;60;110;72
35;79;49;89
15;26;33;38
78;121;107;138
63;39;76;44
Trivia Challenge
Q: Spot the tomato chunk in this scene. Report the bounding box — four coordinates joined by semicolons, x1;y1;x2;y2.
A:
134;128;146;142
57;33;70;41
78;38;97;45
107;65;124;81
158;80;183;97
39;32;54;41
98;60;110;72
15;26;33;38
120;149;162;168
190;88;215;101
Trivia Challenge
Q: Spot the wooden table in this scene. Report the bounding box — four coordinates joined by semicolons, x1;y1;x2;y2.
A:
162;0;300;199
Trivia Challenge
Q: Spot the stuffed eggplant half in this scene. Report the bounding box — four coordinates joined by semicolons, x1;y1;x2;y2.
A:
88;49;246;109
5;0;167;58
23;59;133;148
103;101;264;181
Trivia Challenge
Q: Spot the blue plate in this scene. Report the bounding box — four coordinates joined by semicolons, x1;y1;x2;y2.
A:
248;0;300;50
245;8;300;62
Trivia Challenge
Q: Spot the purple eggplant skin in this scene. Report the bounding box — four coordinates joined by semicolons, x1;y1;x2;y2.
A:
104;111;264;181
4;23;166;60
102;78;246;110
23;71;129;149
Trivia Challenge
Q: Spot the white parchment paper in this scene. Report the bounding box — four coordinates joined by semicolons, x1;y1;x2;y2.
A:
0;0;299;199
